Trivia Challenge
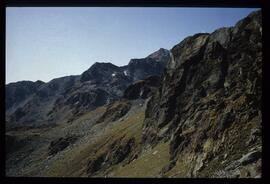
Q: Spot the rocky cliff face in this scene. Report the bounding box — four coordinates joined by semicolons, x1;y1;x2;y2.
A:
126;48;169;81
142;10;262;177
123;75;161;100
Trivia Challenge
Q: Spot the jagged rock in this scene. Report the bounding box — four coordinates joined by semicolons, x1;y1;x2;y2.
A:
160;161;176;176
213;148;261;178
246;128;261;146
213;111;235;139
81;62;122;83
96;100;132;124
192;153;208;176
123;75;161;100
108;137;135;165
167;33;209;71
127;58;165;81
66;89;109;109
142;10;261;177
87;154;106;174
147;48;171;63
170;133;190;159
238;150;261;166
48;135;78;156
87;137;136;175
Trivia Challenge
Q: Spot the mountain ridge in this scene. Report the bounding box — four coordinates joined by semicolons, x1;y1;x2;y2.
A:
6;48;170;129
5;10;261;178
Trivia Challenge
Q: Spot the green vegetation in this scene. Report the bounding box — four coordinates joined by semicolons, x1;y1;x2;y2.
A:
111;141;170;177
44;107;145;177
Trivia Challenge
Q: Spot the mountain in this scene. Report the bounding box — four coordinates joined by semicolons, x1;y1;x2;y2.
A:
123;75;161;100
125;48;170;81
6;80;44;112
142;10;262;177
5;10;261;178
147;48;171;63
5;48;170;129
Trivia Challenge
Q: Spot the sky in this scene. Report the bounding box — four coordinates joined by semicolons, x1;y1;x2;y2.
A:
6;7;259;84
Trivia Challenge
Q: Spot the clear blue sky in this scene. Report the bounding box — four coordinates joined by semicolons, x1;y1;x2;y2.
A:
6;7;258;84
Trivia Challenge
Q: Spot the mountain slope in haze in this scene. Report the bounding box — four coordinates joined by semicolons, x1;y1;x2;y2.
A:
5;48;170;130
5;10;261;178
6;80;45;112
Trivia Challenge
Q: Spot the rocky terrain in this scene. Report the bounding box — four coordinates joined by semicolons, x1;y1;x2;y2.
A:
5;48;170;130
5;10;261;178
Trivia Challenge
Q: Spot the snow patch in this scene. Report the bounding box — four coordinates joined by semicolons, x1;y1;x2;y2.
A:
123;70;128;76
169;51;176;68
112;73;116;77
139;89;143;97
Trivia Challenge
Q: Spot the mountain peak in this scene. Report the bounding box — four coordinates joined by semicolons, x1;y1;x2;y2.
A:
81;62;120;82
91;62;118;69
147;48;170;63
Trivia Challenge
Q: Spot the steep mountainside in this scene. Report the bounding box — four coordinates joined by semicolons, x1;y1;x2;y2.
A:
6;80;44;113
6;48;170;129
142;10;262;177
123;75;161;100
6;10;261;178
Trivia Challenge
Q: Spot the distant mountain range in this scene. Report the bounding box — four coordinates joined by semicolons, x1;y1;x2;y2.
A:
6;48;170;129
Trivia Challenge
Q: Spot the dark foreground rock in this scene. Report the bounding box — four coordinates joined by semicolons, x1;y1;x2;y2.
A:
48;135;78;156
142;10;262;177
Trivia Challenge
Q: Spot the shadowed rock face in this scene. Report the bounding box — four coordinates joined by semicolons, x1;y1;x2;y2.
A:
142;10;262;177
86;137;136;175
127;58;165;81
48;135;78;156
126;48;170;81
123;75;161;100
96;100;132;124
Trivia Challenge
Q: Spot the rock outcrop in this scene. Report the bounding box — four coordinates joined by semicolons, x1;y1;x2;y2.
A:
87;137;137;176
48;135;78;156
142;10;262;177
96;100;132;124
123;75;161;100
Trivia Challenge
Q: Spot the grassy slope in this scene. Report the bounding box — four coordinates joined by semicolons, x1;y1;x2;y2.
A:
43;103;146;177
110;141;170;177
7;92;261;177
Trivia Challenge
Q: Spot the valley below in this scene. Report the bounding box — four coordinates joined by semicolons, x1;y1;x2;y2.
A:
5;10;262;178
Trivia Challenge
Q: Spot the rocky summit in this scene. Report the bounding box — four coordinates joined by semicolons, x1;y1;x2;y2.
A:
5;10;261;178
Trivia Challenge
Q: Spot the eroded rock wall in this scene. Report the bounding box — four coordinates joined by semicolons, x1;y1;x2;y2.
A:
142;10;262;177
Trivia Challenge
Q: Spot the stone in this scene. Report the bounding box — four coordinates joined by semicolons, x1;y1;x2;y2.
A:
48;135;77;156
